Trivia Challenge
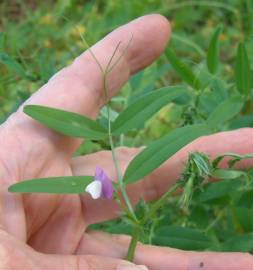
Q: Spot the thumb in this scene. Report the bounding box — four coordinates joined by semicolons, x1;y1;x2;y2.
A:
44;253;148;270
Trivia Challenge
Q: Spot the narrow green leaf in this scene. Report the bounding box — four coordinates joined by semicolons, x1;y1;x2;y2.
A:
153;226;212;251
124;124;211;184
207;26;222;74
24;105;107;140
0;52;25;77
165;48;201;90
207;96;244;128
8;176;93;194
235;43;252;96
112;86;186;135
212;168;246;180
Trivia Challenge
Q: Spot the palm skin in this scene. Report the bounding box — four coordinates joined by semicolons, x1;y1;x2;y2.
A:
0;14;253;270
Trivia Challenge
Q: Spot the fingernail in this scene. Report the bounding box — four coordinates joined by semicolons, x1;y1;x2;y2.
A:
117;263;149;270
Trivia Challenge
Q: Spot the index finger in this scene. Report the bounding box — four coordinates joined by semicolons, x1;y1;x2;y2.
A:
9;14;170;156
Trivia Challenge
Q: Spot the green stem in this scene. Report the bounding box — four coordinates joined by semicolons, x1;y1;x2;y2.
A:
144;182;182;223
126;226;142;262
103;72;137;220
81;35;136;219
108;123;136;218
205;209;224;232
126;182;182;261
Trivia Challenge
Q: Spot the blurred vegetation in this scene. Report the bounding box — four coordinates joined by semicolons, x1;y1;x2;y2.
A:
2;0;253;252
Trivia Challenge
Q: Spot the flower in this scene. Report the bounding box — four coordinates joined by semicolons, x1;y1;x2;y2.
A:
71;25;86;37
85;167;114;199
85;180;102;199
39;14;54;25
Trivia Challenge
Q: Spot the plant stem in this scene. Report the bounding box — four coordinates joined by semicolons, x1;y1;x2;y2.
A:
127;182;182;262
80;34;136;219
144;182;182;222
108;119;136;218
205;209;224;232
126;226;142;262
103;72;137;220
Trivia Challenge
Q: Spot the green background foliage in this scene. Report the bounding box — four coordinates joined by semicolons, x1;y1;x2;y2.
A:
2;0;253;253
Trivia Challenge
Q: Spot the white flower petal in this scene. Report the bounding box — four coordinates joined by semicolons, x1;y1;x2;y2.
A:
85;180;102;199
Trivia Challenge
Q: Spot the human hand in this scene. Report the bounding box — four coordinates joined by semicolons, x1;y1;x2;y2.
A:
0;14;253;270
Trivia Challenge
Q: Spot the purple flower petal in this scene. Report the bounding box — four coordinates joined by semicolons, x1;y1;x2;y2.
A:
94;166;114;199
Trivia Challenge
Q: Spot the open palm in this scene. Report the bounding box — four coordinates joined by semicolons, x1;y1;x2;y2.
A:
1;14;253;270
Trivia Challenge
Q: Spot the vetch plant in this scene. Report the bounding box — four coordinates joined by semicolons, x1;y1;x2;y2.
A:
8;24;253;259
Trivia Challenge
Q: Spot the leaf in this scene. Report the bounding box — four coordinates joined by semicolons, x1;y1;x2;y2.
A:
235;207;253;232
189;205;209;229
135;198;150;220
129;70;144;91
153;226;212;251
206;96;244;129
220;234;253;252
24;105;107;140
8;176;93;194
212;152;250;168
212;168;246;180
105;223;132;235
98;107;119;128
165;48;201;90
229;114;253;129
195;179;243;203
235;43;252;96
101;107;119;121
112;86;186;135
237;189;253;208
199;78;228;114
207;26;222;74
124;124;211;184
0;52;26;77
129;63;157;94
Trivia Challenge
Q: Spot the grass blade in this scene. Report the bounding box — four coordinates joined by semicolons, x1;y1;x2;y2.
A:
235;43;252;96
207;26;222;74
